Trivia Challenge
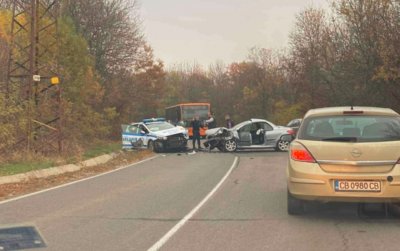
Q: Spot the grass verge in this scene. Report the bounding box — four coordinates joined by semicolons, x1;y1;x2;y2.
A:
0;150;154;201
83;142;121;159
0;161;55;176
0;141;122;177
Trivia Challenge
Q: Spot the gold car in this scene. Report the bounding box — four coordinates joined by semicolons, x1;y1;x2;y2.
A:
287;106;400;214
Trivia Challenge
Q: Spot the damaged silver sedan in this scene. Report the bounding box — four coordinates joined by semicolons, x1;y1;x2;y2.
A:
204;118;295;152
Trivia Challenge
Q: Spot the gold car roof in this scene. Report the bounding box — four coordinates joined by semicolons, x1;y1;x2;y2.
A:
304;106;399;118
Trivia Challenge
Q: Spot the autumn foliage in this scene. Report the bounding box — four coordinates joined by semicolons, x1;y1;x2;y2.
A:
1;0;400;158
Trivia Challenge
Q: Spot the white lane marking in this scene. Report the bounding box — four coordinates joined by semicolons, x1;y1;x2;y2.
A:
0;155;160;206
147;156;239;251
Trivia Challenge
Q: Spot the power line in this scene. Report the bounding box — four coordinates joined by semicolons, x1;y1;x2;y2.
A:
4;0;62;155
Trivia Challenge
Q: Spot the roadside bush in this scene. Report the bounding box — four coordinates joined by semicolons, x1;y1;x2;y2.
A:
0;94;26;159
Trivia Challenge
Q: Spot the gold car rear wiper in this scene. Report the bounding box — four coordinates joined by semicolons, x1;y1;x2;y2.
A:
321;137;358;142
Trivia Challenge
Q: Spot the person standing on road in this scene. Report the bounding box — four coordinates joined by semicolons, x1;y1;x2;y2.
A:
191;115;203;150
205;112;217;129
225;114;235;129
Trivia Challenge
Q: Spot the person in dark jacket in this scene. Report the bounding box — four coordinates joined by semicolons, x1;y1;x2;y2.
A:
205;112;217;129
191;115;203;150
225;114;235;129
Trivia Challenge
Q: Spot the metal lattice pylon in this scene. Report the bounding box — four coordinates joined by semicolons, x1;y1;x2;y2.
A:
5;0;62;154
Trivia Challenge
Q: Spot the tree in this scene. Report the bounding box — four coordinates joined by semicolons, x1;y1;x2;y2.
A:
55;17;115;150
289;7;331;108
207;61;232;122
0;9;11;88
0;0;12;9
101;44;166;139
227;62;268;119
64;0;144;78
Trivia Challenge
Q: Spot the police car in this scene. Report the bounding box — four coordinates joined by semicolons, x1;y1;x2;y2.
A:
122;118;188;152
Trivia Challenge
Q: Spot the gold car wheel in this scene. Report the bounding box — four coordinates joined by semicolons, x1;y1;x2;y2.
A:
287;190;305;215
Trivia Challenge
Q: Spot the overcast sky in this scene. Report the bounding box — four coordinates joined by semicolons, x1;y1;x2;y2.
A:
140;0;329;67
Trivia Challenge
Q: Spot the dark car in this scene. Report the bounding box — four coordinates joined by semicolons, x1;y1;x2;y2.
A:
286;118;302;136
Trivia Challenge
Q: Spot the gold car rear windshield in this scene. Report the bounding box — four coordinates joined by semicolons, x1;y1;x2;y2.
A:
298;115;400;142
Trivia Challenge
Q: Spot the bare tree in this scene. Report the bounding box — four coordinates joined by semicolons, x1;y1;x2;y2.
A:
0;0;13;9
64;0;144;77
0;39;7;86
289;7;333;107
0;10;9;91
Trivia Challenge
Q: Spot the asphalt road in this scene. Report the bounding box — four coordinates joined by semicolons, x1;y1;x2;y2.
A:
1;151;400;251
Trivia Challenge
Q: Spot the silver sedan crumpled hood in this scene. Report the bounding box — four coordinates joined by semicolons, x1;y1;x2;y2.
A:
205;127;229;136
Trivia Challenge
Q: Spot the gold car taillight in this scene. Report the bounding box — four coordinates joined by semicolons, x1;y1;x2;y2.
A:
290;142;316;163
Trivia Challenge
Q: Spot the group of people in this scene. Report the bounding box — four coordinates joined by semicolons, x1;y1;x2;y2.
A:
190;113;235;150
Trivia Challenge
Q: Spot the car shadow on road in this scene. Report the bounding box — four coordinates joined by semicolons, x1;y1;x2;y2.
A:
300;201;400;222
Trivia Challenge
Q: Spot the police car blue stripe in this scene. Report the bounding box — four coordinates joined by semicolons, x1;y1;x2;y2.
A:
123;133;145;136
122;133;157;139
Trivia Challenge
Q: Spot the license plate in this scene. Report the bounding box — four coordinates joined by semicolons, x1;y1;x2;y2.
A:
334;180;381;192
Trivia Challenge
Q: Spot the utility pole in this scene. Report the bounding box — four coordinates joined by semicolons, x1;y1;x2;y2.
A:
5;0;62;155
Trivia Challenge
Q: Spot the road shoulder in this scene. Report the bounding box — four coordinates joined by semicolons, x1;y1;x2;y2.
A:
0;150;154;201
